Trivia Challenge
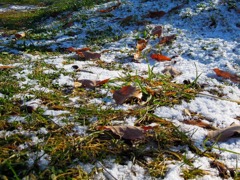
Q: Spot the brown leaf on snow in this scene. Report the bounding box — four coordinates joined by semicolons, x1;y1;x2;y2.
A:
147;11;166;18
136;39;148;51
151;26;162;37
210;161;231;179
113;85;142;105
208;124;240;141
162;66;181;77
77;78;109;89
151;54;171;61
97;125;145;140
15;32;26;39
0;65;14;70
159;35;177;44
98;2;121;13
213;68;240;83
67;47;91;53
76;51;101;60
183;120;214;130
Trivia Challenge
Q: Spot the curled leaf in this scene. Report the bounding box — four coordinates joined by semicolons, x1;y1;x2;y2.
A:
159;35;176;44
15;32;26;39
208;124;240;141
97;125;145;140
151;26;162;37
136;39;148;51
213;68;240;83
162;66;181;77
113;85;142;105
151;54;171;61
183;120;214;130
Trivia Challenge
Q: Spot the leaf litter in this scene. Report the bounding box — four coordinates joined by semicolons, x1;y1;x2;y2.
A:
0;0;240;179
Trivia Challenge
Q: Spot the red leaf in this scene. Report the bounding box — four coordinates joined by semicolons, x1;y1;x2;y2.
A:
113;85;142;105
213;68;240;83
67;47;91;52
151;54;171;61
147;11;166;18
96;78;110;86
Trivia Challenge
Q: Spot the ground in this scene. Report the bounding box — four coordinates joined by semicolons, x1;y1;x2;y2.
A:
0;0;240;179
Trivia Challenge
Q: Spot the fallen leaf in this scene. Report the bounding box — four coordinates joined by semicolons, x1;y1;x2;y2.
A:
151;26;162;37
15;32;26;39
208;124;240;141
136;39;148;51
98;2;121;13
133;51;141;60
183;120;213;129
213;68;240;83
159;35;176;44
162;66;181;77
113;85;142;105
67;47;91;52
76;51;101;60
151;54;171;61
147;11;166;18
0;65;14;70
97;125;145;140
77;78;109;89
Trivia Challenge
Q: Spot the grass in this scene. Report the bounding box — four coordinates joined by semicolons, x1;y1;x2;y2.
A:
0;0;239;179
0;0;109;30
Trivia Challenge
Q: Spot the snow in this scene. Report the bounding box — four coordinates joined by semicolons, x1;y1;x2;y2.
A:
1;0;240;179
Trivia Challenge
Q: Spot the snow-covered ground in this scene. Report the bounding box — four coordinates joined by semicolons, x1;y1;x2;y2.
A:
0;0;240;179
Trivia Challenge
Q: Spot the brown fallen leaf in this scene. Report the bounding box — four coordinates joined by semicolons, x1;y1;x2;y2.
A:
77;78;109;89
159;35;176;44
76;51;101;60
0;65;14;70
15;32;26;39
97;125;145;140
151;26;162;37
67;47;91;53
151;54;171;61
208;124;240;141
213;68;240;83
113;85;142;105
98;2;121;13
162;66;181;77
147;11;166;18
210;160;231;179
183;120;214;130
136;39;148;51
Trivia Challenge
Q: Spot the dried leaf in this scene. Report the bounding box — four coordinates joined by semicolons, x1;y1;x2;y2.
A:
151;54;171;61
210;161;230;179
0;65;14;70
136;39;148;51
162;66;181;77
113;85;142;105
183;120;213;129
159;35;176;44
77;51;101;60
213;68;240;83
151;26;162;37
208;124;240;141
147;11;166;18
133;51;141;60
67;47;91;52
15;32;26;39
98;2;121;13
77;78;109;89
97;125;145;140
